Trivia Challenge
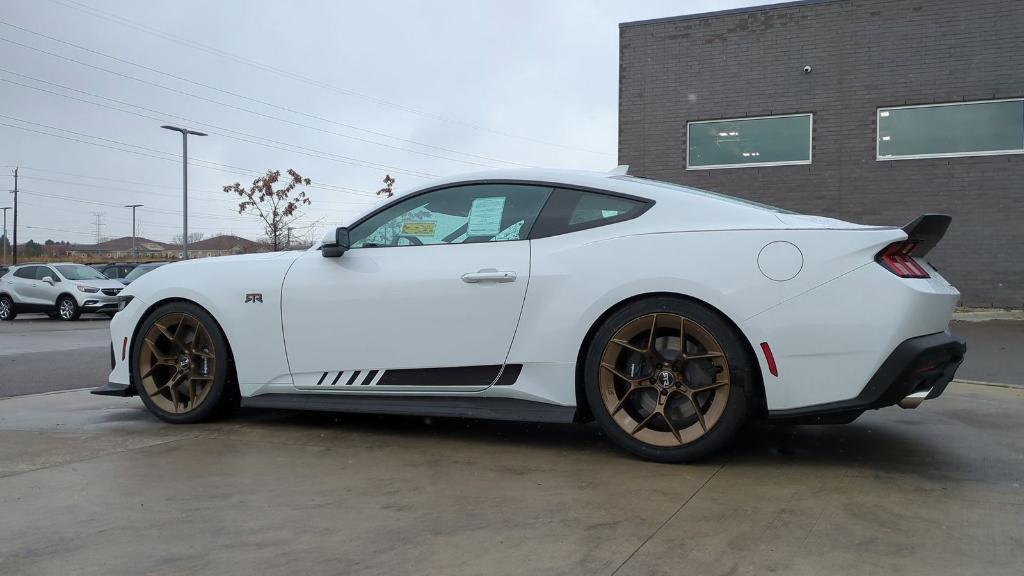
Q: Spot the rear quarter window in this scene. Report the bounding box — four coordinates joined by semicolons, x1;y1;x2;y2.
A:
529;188;651;239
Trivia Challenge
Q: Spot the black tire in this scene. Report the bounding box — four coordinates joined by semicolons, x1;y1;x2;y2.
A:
47;311;60;319
56;295;81;321
133;301;235;424
0;295;16;321
584;296;756;463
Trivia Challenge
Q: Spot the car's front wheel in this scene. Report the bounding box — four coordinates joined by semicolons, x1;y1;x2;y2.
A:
57;295;80;321
0;295;16;321
584;297;755;463
134;301;234;423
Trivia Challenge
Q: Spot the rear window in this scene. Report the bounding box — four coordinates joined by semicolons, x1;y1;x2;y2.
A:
611;175;793;214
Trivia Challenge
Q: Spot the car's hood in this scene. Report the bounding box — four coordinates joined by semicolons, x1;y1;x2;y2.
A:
122;251;304;300
74;278;128;290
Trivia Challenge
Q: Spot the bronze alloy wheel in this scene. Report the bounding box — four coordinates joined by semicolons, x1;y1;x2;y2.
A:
138;312;218;414
598;313;732;448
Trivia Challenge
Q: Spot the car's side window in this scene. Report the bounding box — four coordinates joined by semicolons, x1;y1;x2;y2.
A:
13;266;36;280
348;184;553;248
36;267;58;281
529;188;651;239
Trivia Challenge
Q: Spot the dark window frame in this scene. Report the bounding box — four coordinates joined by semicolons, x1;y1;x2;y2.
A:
13;266;38;280
528;187;653;239
343;179;654;247
685;113;814;170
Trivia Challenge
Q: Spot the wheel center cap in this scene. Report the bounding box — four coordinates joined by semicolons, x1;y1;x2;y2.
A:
656;370;676;389
178;355;191;370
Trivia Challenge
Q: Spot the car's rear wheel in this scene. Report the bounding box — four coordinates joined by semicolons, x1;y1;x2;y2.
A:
584;297;754;463
57;295;80;321
134;302;233;423
0;295;16;321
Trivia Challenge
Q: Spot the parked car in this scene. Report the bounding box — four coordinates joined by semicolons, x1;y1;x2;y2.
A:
94;262;138;281
120;262;168;285
97;168;965;463
0;266;8;277
0;262;126;321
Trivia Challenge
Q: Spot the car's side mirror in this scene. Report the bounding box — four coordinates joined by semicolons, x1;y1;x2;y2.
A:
321;227;350;258
41;276;55;285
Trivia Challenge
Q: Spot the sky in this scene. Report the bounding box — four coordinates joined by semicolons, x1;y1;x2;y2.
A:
1;0;762;245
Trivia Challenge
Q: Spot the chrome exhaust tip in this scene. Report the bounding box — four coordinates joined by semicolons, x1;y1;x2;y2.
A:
898;389;931;409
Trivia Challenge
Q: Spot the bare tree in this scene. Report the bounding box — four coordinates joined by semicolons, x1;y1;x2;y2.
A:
223;169;312;251
377;174;395;198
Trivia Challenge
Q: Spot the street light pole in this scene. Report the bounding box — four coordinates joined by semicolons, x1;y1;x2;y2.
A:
160;125;206;259
10;167;17;266
125;204;143;257
0;206;10;267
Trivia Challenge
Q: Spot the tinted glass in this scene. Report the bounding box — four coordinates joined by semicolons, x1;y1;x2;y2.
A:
36;267;58;281
55;264;107;281
349;184;552;248
878;100;1024;159
13;266;36;279
568;193;643;226
688;115;812;168
123;263;164;282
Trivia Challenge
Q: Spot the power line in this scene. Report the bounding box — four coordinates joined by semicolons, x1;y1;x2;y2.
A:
0;18;533;168
0;115;389;198
0;67;439;179
40;0;613;157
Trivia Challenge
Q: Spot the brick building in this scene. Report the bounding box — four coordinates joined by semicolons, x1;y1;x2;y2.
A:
619;0;1023;307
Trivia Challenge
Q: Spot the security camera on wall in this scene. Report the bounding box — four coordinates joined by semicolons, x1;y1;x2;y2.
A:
803;65;812;74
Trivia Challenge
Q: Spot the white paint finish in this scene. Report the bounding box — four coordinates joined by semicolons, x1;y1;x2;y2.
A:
116;252;302;392
280;242;530;389
757;241;803;281
110;168;960;414
744;262;959;409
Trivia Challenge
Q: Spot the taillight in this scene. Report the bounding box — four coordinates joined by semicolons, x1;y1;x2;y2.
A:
876;241;930;278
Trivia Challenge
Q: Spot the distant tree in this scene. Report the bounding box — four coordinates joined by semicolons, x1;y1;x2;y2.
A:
171;232;205;245
223;169;311;252
23;240;43;258
377;174;396;199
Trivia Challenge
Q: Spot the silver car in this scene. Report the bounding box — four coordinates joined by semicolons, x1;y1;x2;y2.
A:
0;263;126;321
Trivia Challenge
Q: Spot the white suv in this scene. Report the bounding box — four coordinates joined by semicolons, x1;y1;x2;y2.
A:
0;263;127;321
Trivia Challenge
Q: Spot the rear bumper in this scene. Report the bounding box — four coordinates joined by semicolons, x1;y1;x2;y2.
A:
769;330;966;423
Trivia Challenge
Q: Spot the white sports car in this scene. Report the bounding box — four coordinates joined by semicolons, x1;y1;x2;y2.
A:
95;168;966;462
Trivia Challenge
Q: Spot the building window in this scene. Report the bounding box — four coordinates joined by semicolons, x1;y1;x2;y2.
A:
686;114;812;169
877;99;1024;160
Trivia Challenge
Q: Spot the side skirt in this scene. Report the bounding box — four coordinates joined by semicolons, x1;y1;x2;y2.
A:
240;393;577;424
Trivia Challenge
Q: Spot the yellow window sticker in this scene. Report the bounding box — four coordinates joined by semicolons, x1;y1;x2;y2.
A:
401;221;436;236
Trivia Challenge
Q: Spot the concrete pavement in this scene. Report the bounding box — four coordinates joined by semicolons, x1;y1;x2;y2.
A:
0;383;1021;576
0;316;109;397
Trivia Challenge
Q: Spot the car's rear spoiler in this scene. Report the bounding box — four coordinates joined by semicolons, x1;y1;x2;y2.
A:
903;214;951;257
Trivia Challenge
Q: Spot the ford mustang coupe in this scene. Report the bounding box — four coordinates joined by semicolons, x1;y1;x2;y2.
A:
94;168;966;462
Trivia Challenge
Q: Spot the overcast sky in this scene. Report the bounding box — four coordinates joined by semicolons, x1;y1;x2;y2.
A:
1;0;761;244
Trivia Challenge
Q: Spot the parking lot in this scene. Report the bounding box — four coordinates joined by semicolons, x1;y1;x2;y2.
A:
2;314;1023;575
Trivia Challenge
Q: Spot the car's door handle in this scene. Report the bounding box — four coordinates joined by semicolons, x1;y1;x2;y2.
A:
461;269;517;283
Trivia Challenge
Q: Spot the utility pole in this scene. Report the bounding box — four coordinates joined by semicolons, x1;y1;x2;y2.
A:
0;206;10;267
92;212;105;244
125;204;143;256
10;167;17;265
160;125;207;259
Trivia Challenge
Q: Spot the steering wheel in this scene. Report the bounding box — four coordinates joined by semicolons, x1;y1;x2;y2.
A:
392;235;424;246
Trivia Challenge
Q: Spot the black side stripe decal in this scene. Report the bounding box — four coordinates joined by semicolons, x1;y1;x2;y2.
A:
345;371;361;386
316;372;328;386
330;372;344;386
361;370;378;385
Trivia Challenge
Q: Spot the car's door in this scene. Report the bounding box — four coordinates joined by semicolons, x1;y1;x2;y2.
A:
33;265;63;305
281;183;552;392
8;266;40;304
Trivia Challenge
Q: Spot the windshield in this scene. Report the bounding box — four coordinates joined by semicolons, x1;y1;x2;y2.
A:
612;175;794;214
55;264;109;281
123;263;164;282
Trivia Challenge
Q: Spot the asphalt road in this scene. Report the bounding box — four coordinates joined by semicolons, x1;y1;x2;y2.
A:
0;316;110;398
0;315;1021;399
